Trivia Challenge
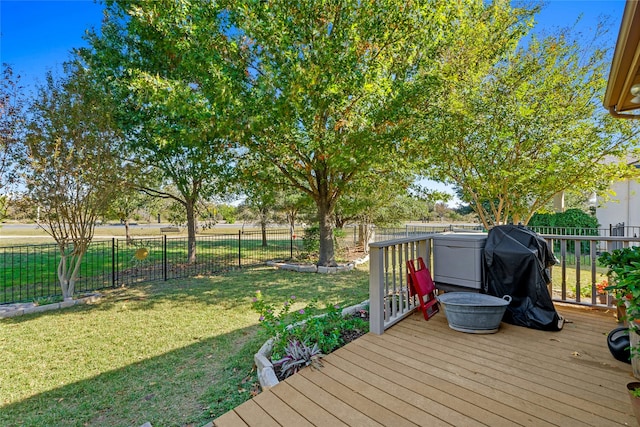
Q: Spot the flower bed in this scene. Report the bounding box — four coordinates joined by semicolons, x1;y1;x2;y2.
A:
252;294;369;389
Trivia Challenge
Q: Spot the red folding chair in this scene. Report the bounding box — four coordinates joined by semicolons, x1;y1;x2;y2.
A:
407;257;439;320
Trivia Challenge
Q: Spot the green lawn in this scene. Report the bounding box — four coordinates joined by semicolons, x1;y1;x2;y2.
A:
0;232;306;304
549;263;609;300
0;265;370;427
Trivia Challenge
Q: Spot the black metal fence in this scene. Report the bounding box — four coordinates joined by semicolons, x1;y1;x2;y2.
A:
0;229;303;304
4;223;636;305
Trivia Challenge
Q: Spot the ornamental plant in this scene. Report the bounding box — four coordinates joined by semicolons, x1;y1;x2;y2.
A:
598;247;640;323
596;278;609;295
251;291;368;362
251;291;308;349
599;248;640;368
272;340;324;379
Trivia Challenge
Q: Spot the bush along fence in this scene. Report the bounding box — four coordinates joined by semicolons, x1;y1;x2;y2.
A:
0;229;305;305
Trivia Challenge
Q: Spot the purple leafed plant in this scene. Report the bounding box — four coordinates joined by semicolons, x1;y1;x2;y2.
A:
271;339;324;379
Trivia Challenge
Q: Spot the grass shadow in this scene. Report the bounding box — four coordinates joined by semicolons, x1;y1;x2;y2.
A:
1;265;371;426
0;326;259;427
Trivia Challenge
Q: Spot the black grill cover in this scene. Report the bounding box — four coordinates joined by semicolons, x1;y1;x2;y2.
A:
483;224;563;331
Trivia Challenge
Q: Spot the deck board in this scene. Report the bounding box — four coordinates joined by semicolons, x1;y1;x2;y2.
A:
299;366;414;427
252;390;313;426
233;400;279;427
270;381;347;427
285;373;382;427
382;326;621;426
214;305;638;426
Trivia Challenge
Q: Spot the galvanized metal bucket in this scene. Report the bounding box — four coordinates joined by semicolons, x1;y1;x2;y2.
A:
437;292;512;334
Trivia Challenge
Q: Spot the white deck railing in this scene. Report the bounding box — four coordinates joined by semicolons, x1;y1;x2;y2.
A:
369;232;640;334
369;235;434;334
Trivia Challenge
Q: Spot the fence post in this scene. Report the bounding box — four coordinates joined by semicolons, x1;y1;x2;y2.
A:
238;230;242;269
163;235;167;281
112;238;116;288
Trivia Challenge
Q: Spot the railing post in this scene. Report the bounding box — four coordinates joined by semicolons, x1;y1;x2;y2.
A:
290;229;293;260
238;230;242;269
575;239;581;303
369;245;385;335
417;238;429;268
590;240;597;305
560;239;567;300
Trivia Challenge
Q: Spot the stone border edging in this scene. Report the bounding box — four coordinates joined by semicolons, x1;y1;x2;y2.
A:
254;300;370;390
266;254;369;274
0;294;102;319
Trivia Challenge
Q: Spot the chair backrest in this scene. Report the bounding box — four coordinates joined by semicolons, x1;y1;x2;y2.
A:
407;257;436;296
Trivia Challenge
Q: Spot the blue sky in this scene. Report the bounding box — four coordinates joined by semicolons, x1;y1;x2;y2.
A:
0;0;628;94
1;0;105;93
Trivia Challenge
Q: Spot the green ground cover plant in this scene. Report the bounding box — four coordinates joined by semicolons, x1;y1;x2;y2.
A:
252;293;369;379
0;265;370;427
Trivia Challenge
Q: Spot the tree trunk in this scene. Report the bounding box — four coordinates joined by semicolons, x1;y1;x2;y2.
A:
57;253;71;300
185;200;197;264
67;252;84;300
357;223;372;254
287;211;297;235
317;201;336;267
57;248;85;301
124;219;132;245
261;220;268;247
260;207;268;247
512;213;521;225
357;224;365;246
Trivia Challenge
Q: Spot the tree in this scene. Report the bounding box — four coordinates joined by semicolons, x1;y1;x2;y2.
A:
409;183;453;222
233;0;527;265
81;0;242;263
237;195;277;247
106;186;157;243
23;66;123;300
274;190;314;235
422;22;640;229
217;204;237;224
0;64;27;220
333;169;416;248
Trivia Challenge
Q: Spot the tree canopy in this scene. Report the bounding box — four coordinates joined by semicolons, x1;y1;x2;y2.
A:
65;0;640;262
0;64;26;214
232;0;535;265
81;0;243;262
23;66;124;299
420;22;640;228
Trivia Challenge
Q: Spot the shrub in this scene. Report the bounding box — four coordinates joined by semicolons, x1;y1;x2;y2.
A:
251;292;368;361
529;208;599;229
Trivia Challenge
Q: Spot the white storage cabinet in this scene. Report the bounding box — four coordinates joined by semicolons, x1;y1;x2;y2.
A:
432;233;487;290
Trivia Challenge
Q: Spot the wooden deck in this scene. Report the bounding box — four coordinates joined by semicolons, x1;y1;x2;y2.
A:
214;306;638;426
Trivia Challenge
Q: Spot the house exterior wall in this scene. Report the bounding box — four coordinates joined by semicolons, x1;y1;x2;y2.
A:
597;178;640;235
